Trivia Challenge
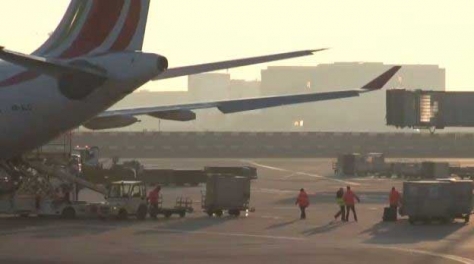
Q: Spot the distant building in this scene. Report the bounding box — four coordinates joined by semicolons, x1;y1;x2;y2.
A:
254;63;445;132
188;73;231;101
261;63;445;95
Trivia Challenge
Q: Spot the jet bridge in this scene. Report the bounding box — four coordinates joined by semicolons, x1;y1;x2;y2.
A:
386;89;474;132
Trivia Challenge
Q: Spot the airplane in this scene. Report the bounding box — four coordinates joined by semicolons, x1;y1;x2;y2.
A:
0;0;401;162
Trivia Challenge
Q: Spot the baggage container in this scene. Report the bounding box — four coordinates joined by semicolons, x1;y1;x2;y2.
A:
139;169;206;186
401;179;473;224
202;174;251;217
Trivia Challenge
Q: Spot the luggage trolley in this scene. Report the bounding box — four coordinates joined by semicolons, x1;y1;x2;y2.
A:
149;195;193;219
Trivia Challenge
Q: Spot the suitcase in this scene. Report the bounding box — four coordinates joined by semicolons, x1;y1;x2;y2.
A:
383;207;397;222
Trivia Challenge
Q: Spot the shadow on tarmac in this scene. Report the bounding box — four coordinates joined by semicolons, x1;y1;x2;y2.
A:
361;219;466;245
134;215;233;235
302;221;353;236
266;219;299;229
0;217;136;239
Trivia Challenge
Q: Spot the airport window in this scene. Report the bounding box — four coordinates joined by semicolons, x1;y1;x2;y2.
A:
293;120;304;127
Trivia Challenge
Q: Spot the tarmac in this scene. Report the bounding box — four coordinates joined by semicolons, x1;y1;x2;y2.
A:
1;158;474;264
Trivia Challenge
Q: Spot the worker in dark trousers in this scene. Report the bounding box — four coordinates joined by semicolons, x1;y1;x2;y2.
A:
343;186;360;222
295;188;309;219
147;185;161;218
334;187;346;221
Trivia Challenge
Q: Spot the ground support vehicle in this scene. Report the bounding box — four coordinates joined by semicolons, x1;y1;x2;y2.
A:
102;181;149;220
0;195;105;219
201;174;252;217
333;153;451;179
139;166;258;187
0;162;108;219
389;162;422;179
449;165;474;179
333;153;390;177
400;179;473;224
73;146;143;184
149;196;193;219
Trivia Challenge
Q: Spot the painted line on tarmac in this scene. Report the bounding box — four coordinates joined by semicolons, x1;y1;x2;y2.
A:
153;228;306;241
283;173;298;179
373;246;474;264
242;160;360;186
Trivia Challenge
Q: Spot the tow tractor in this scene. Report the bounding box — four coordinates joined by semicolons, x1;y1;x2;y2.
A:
103;181;149;220
96;181;193;220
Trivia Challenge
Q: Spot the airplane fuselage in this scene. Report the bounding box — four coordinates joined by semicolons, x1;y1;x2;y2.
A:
0;52;166;159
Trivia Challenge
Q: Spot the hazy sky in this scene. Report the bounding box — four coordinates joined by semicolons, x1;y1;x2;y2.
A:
1;0;474;91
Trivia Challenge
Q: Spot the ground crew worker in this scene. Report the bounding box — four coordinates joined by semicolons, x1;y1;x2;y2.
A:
389;187;401;210
343;186;360;222
295;188;309;219
334;187;346;221
147;185;161;218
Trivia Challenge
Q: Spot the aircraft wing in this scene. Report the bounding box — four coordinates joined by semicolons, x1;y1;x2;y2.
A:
154;49;327;80
0;46;324;80
85;66;401;130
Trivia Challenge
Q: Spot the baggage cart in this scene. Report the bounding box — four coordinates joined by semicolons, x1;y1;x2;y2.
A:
149;196;193;219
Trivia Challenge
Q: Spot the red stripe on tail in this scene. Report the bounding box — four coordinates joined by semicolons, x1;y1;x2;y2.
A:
60;0;125;58
109;0;142;52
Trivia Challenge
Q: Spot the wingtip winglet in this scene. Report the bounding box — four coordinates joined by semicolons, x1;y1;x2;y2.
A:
310;48;330;54
361;65;402;91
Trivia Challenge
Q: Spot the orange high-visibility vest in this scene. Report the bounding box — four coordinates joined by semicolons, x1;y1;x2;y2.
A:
344;190;359;205
297;191;309;207
389;190;401;206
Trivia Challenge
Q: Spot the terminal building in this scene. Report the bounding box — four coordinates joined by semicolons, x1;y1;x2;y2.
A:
105;63;445;132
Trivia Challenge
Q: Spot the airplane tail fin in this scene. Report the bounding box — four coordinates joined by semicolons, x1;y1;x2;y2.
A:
34;0;151;59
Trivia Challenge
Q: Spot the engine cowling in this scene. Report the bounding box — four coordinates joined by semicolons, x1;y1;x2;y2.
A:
83;115;139;130
149;110;196;121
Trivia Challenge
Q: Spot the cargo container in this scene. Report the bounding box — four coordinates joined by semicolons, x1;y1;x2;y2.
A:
400;180;473;224
139;169;206;186
202;174;251;217
390;162;422;178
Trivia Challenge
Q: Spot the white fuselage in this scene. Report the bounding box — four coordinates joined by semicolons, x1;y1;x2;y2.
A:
0;51;165;159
